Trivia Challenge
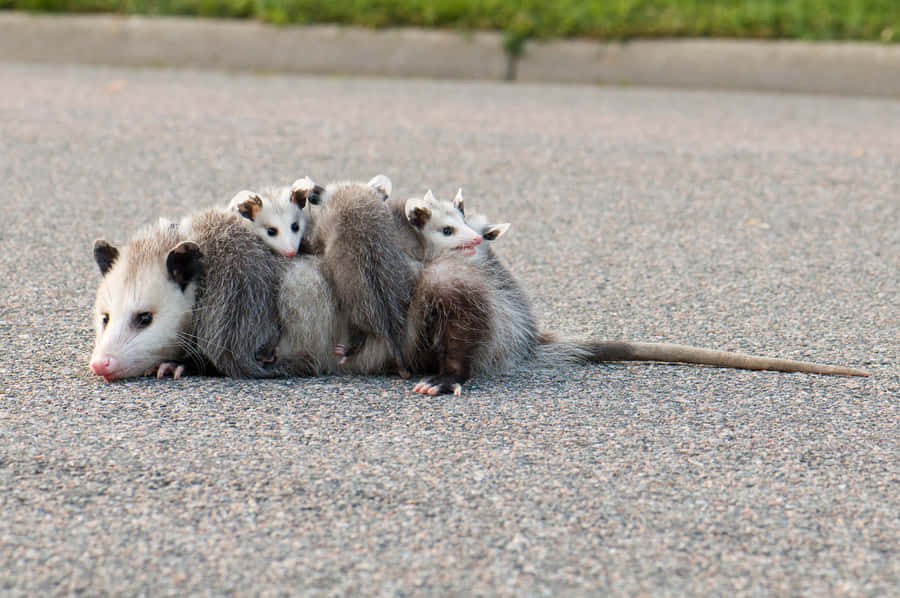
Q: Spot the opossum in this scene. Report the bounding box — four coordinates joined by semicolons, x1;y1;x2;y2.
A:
294;174;416;377
89;198;870;391
90;209;289;381
228;185;309;258
401;194;870;394
402;200;541;395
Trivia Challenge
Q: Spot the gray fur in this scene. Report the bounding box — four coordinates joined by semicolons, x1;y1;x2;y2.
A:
308;180;417;374
181;209;289;378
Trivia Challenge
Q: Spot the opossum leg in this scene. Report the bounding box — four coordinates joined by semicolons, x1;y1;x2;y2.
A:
335;326;367;365
412;308;480;395
387;338;411;379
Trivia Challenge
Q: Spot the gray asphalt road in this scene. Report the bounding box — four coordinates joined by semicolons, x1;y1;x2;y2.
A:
0;62;897;596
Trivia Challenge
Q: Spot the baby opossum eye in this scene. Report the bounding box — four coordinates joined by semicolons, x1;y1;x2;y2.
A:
442;226;454;236
134;312;153;329
266;227;278;237
101;313;109;328
291;222;300;233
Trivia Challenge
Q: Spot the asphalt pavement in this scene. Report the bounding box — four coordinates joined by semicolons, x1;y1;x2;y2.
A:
0;62;897;596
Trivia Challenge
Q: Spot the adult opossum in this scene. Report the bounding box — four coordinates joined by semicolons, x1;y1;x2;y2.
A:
88;204;870;390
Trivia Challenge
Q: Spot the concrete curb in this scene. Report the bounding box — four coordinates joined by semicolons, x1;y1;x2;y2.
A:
2;12;899;97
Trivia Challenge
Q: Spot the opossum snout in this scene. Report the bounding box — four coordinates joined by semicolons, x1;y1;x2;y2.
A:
90;355;120;380
283;249;297;258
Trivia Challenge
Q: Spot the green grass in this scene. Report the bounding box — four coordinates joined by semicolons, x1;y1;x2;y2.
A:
3;0;898;45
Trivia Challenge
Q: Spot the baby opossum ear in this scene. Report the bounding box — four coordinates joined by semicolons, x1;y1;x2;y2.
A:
231;191;263;221
291;176;324;206
367;174;392;201
405;197;432;229
166;241;203;292
453;188;465;215
93;240;119;276
481;222;511;241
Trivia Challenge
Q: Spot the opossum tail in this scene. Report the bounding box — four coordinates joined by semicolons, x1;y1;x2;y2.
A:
534;334;870;377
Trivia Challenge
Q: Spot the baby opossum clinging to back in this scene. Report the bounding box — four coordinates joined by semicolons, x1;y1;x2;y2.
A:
293;174;416;377
292;177;489;376
228;184;318;257
399;192;872;394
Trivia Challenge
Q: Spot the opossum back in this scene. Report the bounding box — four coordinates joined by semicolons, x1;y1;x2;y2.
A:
186;209;288;377
317;187;416;331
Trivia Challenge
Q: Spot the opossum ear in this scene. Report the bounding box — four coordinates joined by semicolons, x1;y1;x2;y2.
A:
405;197;432;229
453;188;465;215
93;240;119;276
482;222;511;241
166;241;203;292
291;176;323;206
367;174;392;201
231;191;263;221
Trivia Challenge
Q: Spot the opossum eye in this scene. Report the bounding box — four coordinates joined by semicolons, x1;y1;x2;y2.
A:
134;312;153;329
442;226;454;236
291;222;300;233
101;313;109;329
267;227;278;237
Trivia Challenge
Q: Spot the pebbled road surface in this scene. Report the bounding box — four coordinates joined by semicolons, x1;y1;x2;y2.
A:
0;62;897;596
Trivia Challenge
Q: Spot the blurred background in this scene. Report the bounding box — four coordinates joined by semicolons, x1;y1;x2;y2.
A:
3;0;898;45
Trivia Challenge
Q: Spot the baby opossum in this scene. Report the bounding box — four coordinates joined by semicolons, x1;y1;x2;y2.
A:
228;185;310;257
295;174;416;377
90;210;289;381
402;200;540;395
402;194;870;395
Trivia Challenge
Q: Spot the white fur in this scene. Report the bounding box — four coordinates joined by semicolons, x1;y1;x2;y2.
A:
90;229;195;381
229;186;305;258
405;189;484;260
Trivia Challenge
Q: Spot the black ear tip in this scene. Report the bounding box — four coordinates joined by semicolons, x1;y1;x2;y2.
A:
307;184;325;205
93;239;119;275
289;188;307;209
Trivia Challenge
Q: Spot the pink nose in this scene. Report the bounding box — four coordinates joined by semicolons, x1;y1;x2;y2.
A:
472;235;482;245
283;249;297;258
90;356;118;378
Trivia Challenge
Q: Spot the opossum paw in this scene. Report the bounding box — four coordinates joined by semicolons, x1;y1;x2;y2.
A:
397;367;411;380
154;362;185;380
255;347;278;366
335;343;360;365
412;377;464;396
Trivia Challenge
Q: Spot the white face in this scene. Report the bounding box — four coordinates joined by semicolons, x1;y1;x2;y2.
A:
421;205;484;257
253;201;305;258
407;192;484;259
90;257;194;381
231;188;305;258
